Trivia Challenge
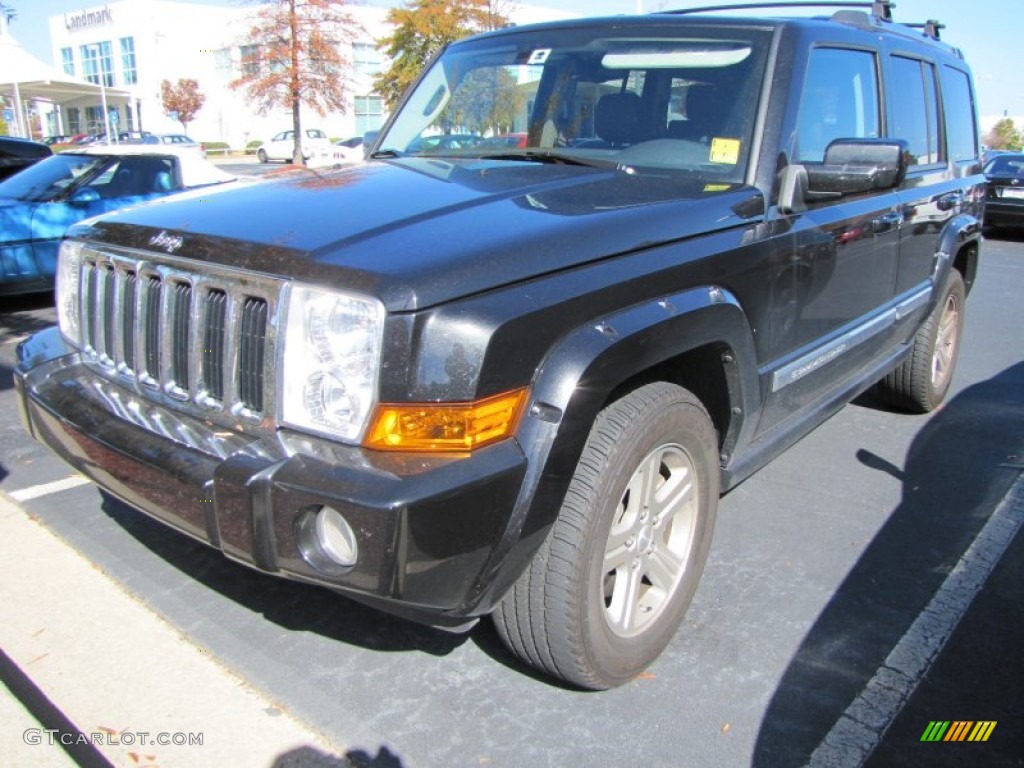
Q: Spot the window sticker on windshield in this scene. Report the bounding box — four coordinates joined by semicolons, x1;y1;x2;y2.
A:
527;49;551;65
703;184;731;193
709;138;741;165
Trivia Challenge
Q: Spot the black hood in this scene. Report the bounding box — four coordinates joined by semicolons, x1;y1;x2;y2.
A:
74;157;764;311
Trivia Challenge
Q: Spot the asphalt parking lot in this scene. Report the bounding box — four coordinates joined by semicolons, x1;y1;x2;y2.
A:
0;233;1022;768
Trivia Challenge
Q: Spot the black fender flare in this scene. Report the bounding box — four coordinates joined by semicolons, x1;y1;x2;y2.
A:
934;212;981;295
461;285;760;615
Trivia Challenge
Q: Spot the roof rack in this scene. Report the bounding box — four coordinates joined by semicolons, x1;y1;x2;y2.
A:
659;3;951;44
663;2;894;20
906;19;944;40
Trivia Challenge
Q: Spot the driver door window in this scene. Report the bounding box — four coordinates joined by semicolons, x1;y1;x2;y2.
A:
795;48;880;163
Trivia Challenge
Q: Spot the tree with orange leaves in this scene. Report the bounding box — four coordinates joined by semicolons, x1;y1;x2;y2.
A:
160;79;205;133
230;0;361;165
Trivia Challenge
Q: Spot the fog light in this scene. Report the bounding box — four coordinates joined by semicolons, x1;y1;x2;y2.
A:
296;505;359;576
315;506;358;567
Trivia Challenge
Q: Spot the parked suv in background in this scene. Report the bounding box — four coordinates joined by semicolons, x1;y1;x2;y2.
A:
16;2;983;689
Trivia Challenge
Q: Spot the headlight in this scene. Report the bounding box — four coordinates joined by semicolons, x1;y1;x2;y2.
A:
280;284;385;442
56;239;85;344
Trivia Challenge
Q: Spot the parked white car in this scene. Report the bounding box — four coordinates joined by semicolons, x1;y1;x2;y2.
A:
257;128;331;163
332;136;365;162
141;133;204;157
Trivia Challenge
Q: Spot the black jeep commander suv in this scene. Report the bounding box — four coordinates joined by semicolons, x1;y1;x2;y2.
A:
16;2;984;688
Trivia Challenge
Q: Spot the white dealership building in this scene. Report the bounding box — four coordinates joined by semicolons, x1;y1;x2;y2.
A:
28;0;572;147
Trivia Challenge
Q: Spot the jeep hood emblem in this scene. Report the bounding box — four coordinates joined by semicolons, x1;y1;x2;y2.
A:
149;230;184;253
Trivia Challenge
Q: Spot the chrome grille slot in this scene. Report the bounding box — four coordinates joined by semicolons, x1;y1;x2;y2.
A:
169;281;192;398
75;246;283;433
120;271;138;371
102;267;116;360
202;289;227;402
238;297;268;413
83;261;100;356
143;276;162;386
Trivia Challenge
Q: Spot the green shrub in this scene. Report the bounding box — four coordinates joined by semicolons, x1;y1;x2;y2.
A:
245;140;263;155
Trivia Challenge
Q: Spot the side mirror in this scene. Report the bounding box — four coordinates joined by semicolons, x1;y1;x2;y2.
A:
806;138;909;199
778;139;910;213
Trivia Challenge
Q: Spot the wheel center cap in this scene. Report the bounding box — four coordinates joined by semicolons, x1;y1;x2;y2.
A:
637;524;655;553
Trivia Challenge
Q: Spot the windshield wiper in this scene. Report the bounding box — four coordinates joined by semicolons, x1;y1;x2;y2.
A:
369;148;403;159
477;150;624;170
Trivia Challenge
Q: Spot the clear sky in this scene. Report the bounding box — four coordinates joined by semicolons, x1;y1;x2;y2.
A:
4;0;1022;117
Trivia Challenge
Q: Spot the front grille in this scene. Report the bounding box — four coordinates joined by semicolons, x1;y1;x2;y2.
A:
76;246;281;428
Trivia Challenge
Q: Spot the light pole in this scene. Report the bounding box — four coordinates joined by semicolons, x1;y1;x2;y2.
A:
88;44;114;142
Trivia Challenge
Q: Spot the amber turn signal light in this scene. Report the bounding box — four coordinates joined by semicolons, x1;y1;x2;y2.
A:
364;389;529;452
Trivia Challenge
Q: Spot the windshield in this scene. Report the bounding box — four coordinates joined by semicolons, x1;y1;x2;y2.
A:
375;23;772;182
0;153;111;202
984;154;1024;176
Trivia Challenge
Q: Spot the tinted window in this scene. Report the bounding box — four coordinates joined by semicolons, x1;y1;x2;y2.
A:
941;66;979;163
796;48;880;162
889;56;941;165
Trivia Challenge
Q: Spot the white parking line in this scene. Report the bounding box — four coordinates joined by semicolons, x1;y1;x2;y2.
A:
9;476;93;503
808;475;1024;767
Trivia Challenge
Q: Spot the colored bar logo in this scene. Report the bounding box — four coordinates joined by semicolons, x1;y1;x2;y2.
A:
921;721;997;742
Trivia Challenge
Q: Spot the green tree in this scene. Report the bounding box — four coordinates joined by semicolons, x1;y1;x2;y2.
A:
985;118;1022;151
231;0;361;165
373;0;513;110
160;79;206;133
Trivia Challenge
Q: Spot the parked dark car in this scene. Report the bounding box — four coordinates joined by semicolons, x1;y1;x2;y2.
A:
982;152;1024;231
0;145;235;295
16;1;983;689
0;136;52;181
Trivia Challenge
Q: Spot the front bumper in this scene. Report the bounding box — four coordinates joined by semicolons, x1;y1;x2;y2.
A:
984;199;1024;228
16;327;528;627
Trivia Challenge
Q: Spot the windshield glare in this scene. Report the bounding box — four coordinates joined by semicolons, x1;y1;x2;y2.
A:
377;25;771;181
0;153;110;202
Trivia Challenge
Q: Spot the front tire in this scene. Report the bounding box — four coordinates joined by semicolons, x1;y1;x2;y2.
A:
880;269;965;412
257;148;268;163
493;382;719;689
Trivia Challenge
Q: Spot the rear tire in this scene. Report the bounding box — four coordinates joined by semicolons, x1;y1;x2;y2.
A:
493;382;719;689
879;269;965;413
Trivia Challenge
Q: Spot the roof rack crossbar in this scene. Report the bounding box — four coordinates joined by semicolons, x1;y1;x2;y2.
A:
663;2;893;20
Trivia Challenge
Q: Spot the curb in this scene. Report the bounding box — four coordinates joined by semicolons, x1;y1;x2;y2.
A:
0;492;346;767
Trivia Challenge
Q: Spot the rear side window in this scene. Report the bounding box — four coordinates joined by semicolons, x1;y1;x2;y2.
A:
941;66;979;163
889;56;942;165
796;48;881;163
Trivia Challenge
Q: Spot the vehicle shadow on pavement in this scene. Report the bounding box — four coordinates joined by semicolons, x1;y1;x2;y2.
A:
272;744;405;767
0;292;56;348
752;362;1024;767
98;493;468;658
